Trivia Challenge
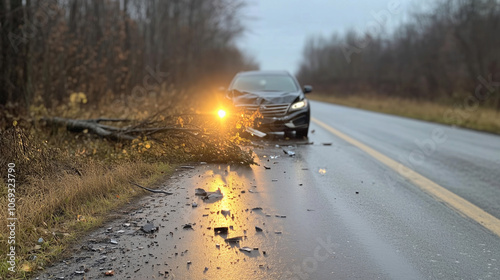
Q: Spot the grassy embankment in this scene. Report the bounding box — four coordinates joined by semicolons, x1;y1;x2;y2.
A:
0;90;254;279
309;93;500;134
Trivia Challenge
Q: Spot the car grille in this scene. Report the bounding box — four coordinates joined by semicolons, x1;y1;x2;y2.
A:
236;103;290;117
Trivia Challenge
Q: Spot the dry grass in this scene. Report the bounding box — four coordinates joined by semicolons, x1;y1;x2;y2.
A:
309;94;500;134
0;127;173;279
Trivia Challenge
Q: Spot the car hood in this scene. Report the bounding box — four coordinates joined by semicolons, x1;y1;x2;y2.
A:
231;91;302;105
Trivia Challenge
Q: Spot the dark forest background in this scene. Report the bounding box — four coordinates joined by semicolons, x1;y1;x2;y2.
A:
0;0;258;109
297;0;500;110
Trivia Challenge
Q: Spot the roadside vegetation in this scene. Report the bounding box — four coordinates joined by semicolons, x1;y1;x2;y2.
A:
0;1;257;279
298;0;500;134
310;93;500;134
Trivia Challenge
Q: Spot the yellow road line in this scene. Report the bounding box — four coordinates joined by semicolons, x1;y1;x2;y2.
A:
312;117;500;237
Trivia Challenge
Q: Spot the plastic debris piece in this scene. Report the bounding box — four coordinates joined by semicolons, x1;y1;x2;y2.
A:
192;202;198;207
255;226;263;232
104;270;114;276
195;188;207;196
214;227;228;234
187;261;192;265
123;223;131;227
38;238;44;243
75;271;85;275
205;188;223;200
246;127;267;138
141;223;157;233
221;210;230;216
117;230;125;233
183;223;193;229
225;236;243;243
283;149;296;156
239;247;253;252
110;239;118;244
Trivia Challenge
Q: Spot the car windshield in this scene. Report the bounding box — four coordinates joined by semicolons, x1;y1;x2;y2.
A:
231;75;298;92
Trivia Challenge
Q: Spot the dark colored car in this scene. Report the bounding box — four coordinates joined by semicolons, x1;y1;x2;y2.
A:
226;71;312;138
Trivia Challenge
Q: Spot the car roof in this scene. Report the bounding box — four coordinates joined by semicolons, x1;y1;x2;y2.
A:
236;70;291;77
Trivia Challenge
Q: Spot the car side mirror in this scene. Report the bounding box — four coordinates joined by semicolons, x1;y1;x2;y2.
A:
303;85;313;94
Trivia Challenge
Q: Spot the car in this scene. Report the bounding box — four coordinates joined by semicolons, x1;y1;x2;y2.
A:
226;70;312;138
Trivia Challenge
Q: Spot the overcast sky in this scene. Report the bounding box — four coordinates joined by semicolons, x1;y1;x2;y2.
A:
238;0;423;74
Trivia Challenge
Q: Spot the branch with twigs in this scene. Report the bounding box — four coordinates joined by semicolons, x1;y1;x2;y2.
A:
41;116;205;141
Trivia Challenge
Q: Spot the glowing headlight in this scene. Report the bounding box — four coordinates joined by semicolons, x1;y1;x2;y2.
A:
218;109;227;119
290;100;308;110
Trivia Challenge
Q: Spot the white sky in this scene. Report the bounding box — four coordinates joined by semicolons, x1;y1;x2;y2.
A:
238;0;423;74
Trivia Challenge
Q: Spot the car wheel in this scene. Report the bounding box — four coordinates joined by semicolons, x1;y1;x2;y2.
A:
296;128;308;138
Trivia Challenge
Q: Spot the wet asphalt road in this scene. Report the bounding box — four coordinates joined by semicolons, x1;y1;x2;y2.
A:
38;101;500;279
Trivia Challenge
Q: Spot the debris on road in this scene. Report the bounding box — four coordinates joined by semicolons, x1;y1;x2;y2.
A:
192;202;198;207
283;149;296;157
255;226;263;232
104;270;114;276
239;247;253;253
264;166;271;170
183;223;194;229
246;127;267;138
225;236;243;243
205;188;224;200
221;210;231;216
251;207;263;211
130;181;173;195
141;223;157;233
110;239;118;244
195;188;207;196
214;227;229;234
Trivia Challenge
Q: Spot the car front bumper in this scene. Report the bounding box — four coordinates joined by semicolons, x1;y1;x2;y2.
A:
256;108;310;132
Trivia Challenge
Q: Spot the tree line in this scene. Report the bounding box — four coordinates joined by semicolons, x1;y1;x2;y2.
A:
0;0;258;109
297;0;500;109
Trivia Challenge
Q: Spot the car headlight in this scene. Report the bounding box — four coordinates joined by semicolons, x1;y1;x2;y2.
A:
290;99;308;111
217;109;227;119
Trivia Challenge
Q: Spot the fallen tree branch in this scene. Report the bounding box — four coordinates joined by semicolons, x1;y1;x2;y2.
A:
43;117;137;141
129;181;173;195
41;117;204;141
